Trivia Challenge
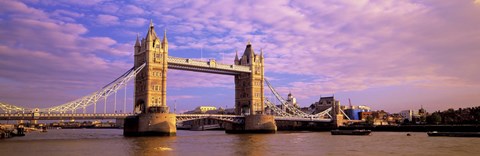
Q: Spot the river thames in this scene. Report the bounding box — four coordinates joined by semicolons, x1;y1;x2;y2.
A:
1;129;479;156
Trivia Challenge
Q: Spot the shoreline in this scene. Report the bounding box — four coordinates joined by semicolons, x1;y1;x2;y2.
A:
338;125;480;132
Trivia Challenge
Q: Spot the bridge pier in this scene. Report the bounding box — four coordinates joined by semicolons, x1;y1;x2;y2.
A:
124;112;176;136
225;114;276;133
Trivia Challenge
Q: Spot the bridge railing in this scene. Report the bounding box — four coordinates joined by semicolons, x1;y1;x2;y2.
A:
168;57;251;73
37;113;134;117
0;113;134;118
0;113;30;117
176;114;242;118
274;116;332;122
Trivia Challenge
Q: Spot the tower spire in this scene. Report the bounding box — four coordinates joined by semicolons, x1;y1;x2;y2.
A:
146;20;158;37
235;48;239;60
135;33;140;47
162;28;168;44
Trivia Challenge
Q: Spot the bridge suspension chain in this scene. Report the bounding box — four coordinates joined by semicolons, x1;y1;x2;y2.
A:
264;99;294;117
0;102;26;113
264;78;332;118
40;63;146;113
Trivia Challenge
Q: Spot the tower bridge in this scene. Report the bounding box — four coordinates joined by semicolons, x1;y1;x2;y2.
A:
0;21;341;135
0;113;333;123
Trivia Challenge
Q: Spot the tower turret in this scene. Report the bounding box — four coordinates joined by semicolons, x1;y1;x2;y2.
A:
234;48;239;65
145;20;158;50
241;41;255;65
162;28;168;50
134;33;141;54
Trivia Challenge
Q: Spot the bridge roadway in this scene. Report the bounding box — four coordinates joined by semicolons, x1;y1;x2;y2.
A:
167;57;251;75
0;113;331;123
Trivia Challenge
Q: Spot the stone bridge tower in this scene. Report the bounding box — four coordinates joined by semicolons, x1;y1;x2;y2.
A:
234;42;265;115
228;42;277;133
125;21;176;136
133;21;168;114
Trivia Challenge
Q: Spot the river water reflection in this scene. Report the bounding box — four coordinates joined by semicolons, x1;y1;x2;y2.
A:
0;129;479;156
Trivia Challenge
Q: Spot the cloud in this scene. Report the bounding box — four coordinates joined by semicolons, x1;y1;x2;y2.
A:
139;0;480;111
0;0;133;108
50;9;85;22
96;14;119;25
51;0;107;6
2;0;480;112
124;17;148;27
122;4;145;15
52;9;84;18
0;0;50;20
96;2;120;13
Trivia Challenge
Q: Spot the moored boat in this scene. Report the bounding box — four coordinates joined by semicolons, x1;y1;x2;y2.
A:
331;129;371;135
427;131;480;137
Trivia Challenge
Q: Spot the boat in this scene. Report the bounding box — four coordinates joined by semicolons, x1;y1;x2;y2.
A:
427;131;480;137
331;129;371;135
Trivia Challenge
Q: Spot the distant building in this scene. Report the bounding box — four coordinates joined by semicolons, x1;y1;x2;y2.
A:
185;106;217;114
387;113;404;125
357;105;371;110
272;92;300;114
360;112;373;120
372;110;388;125
309;96;340;115
286;92;299;108
344;108;370;120
399;110;414;122
418;106;427;116
398;107;429;124
222;108;235;115
205;107;235;115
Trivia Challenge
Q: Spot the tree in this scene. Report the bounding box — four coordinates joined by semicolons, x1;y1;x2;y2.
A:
366;115;374;126
403;119;410;124
419;116;427;124
431;113;442;125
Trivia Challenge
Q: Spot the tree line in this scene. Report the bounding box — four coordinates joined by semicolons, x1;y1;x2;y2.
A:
426;106;480;124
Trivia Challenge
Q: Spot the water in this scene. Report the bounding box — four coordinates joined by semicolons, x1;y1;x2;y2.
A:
1;129;479;156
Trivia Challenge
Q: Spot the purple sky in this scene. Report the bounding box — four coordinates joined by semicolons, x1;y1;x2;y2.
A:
1;0;480;114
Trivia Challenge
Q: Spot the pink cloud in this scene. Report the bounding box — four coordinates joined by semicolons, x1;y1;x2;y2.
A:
124;17;148;27
96;3;120;14
53;0;107;6
2;0;480;112
0;1;135;108
122;5;145;15
138;0;480;111
52;9;84;18
96;14;119;25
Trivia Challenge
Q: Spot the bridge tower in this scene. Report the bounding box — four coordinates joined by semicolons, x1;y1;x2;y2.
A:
228;42;277;133
133;21;169;114
124;21;176;136
234;42;265;115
